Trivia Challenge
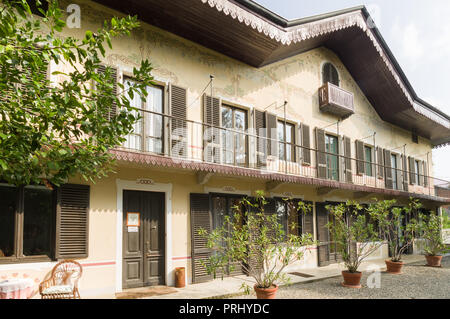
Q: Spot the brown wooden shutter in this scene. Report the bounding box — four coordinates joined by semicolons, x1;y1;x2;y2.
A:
203;94;221;163
355;140;365;175
170;85;187;158
376;147;384;179
302;201;314;235
266;112;278;157
301;124;311;166
264;198;277;240
384;150;393;189
402;155;409;192
408;157;416;185
190;193;213;283
315;128;327;179
56;184;90;259
316;203;330;266
254;109;267;168
97;65;118;121
395;156;402;191
344;136;352;183
423;161;428;187
418;160;424;186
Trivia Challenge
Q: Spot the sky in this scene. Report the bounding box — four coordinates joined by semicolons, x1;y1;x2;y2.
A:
254;0;450;182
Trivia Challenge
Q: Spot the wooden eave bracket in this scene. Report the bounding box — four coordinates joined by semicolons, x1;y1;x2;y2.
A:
197;171;214;185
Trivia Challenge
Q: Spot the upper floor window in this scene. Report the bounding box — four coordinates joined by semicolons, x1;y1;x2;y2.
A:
123;78;164;154
221;104;248;166
391;154;398;190
277;121;295;162
325;134;339;181
364;146;373;177
415;160;420;185
322;62;339;86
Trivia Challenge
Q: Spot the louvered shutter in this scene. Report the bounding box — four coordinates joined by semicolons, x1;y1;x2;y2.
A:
384;150;393;189
56;184;90;259
402;155;409;192
316;203;330;266
96;65;118;121
19;60;49;100
409;157;416;185
302;201;314;235
264;198;277;240
423;161;429;187
355;140;365;175
395;156;402;191
301;124;311;166
170;85;187;158
315;128;327;179
376;147;384;179
190;193;213;283
203;94;221;163
344;136;352;183
418;160;424;186
254;109;267;168
266;112;278;157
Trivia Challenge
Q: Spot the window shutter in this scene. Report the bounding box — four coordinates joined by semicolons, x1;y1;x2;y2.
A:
355;140;365;175
203;94;221;163
302;201;314;235
409;157;416;185
190;193;213;283
418;160;424;186
301;124;311;166
343;136;352;183
402;155;409;192
315;128;327;179
170;85;187;158
384;150;393;189
254;109;267;168
264;198;277;240
395;156;402;191
316;203;330;266
423;161;428;187
376;147;384;179
265;112;278;157
96;65;118;121
56;184;90;259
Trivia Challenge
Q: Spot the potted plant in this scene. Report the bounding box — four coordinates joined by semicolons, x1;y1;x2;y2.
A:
418;212;449;267
325;201;385;288
198;191;315;299
369;198;420;274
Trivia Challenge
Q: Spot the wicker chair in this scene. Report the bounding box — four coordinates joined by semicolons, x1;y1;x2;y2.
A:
39;260;82;299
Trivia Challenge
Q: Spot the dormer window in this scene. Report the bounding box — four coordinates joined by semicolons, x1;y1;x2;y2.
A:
322;62;339;86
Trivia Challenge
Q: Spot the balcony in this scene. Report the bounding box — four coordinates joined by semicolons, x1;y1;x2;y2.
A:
319;82;355;118
112;108;450;202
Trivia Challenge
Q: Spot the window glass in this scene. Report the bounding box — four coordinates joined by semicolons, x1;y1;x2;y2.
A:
23;187;53;257
145;85;164;154
415;161;420;185
123;79;143;150
278;122;295;162
391;154;398;189
325;135;339;181
322;63;339;86
220;105;248;166
0;186;17;257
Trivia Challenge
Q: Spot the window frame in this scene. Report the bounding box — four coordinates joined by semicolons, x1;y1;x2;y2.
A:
415;160;420;186
220;103;249;167
364;145;374;177
391;153;399;190
325;133;339;181
0;184;56;264
122;75;167;155
277;120;296;163
275;198;304;238
321;62;340;87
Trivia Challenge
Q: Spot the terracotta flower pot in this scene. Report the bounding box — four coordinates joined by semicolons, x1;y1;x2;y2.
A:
385;259;404;274
254;285;278;299
425;255;442;267
341;271;362;288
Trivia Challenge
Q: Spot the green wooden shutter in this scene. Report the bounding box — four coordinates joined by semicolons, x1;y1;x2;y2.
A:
190;193;213;283
56;184;90;259
203;94;221;163
344;136;352;183
301;124;311;166
170;85;187;158
355;140;365;175
315;128;327;179
96;65;118;121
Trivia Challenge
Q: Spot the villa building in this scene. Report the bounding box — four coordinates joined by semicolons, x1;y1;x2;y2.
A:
1;0;450;297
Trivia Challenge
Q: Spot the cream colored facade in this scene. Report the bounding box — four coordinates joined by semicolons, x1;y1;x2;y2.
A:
0;0;446;298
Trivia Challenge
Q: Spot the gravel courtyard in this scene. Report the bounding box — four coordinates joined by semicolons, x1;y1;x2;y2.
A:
231;256;450;299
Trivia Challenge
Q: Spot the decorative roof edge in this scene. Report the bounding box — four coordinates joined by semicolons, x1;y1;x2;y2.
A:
200;0;450;136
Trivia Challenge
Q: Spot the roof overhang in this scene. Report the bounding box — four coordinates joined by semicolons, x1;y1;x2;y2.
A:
92;0;450;147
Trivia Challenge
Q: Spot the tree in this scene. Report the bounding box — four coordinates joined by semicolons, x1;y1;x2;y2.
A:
0;0;154;186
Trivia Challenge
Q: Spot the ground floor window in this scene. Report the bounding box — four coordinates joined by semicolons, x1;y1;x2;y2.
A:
0;185;55;260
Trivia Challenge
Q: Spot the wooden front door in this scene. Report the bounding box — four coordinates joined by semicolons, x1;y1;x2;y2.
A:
316;202;343;266
122;190;165;289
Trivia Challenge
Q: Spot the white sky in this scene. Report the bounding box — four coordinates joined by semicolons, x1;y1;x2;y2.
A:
255;0;450;182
